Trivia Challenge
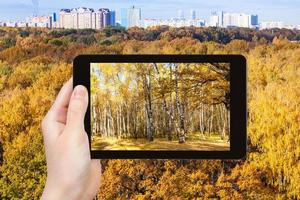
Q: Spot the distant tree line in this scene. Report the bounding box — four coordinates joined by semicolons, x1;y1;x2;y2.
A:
0;26;300;52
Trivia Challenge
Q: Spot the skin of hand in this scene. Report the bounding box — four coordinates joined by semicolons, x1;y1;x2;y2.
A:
41;78;101;200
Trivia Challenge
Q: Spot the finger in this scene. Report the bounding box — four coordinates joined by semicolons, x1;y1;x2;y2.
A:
42;78;73;141
47;78;73;124
65;85;88;131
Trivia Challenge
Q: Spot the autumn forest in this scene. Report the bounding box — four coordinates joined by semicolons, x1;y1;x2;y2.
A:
91;62;230;150
0;26;299;199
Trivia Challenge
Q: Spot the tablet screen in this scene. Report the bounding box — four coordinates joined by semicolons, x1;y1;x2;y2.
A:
90;62;230;151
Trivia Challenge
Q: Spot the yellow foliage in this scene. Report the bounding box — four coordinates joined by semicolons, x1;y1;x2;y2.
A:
0;27;299;199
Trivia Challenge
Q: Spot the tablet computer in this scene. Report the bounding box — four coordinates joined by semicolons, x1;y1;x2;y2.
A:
73;55;246;159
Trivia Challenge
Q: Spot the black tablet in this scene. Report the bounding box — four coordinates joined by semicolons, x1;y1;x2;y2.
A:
73;55;246;159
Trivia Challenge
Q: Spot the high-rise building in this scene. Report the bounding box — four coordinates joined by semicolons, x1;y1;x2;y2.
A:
210;11;258;28
223;13;248;27
77;7;94;29
110;10;116;26
250;15;258;26
52;13;57;22
218;11;224;27
51;13;60;28
120;8;128;28
99;8;110;28
59;9;72;29
210;12;222;27
128;6;141;27
190;10;196;20
60;7;115;29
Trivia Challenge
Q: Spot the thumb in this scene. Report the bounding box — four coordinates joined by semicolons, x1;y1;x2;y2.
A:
66;85;88;131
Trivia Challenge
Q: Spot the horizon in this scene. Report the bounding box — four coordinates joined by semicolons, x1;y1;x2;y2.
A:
0;0;299;25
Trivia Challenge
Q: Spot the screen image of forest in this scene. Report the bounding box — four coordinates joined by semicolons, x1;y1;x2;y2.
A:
91;62;230;151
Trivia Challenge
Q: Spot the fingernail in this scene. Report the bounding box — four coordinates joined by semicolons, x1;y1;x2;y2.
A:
74;86;87;99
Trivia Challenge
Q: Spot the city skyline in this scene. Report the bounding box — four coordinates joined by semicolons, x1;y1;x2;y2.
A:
59;8;116;29
0;0;299;25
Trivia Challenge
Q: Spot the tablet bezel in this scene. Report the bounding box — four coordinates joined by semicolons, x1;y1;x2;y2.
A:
74;55;247;159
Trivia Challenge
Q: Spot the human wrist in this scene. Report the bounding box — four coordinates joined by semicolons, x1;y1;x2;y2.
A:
41;181;81;200
41;185;67;200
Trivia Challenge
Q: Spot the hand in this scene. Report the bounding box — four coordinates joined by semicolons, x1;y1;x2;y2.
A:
41;78;101;200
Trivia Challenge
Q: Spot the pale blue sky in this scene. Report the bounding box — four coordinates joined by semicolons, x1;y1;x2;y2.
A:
0;0;299;25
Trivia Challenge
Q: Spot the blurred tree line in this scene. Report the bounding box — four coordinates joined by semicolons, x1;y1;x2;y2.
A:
0;27;299;199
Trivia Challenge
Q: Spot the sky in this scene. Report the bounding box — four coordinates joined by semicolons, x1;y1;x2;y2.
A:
0;0;299;25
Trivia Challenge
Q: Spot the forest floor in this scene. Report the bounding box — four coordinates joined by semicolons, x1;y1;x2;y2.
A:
91;132;230;151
